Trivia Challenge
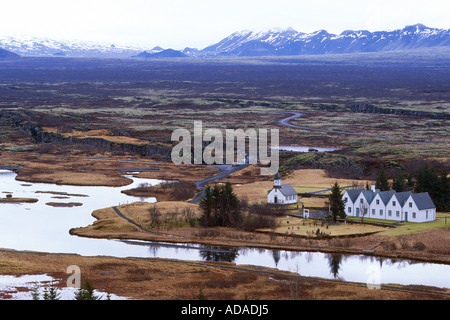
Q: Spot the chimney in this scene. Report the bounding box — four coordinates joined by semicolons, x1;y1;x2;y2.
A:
371;185;376;192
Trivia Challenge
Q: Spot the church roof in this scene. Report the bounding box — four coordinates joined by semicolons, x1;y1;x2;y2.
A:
268;184;297;196
278;184;297;196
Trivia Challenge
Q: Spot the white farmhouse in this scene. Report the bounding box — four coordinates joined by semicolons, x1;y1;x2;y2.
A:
343;186;436;222
267;171;297;205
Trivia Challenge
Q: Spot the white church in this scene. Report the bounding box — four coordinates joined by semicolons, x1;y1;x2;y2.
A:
343;186;436;223
267;171;298;205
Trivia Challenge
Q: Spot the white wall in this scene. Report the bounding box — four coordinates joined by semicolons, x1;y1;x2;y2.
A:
343;191;355;217
403;196;435;223
268;188;297;205
354;193;370;219
370;193;387;220
385;194;404;221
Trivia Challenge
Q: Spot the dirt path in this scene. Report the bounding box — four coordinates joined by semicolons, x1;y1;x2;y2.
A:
189;163;250;204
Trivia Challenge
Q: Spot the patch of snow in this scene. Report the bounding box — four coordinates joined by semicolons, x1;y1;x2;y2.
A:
0;274;128;300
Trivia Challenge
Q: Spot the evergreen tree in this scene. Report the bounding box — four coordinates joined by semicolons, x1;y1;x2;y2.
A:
406;173;415;191
437;169;450;212
221;182;240;226
199;186;213;227
414;162;450;212
415;163;439;194
328;182;346;223
375;166;390;191
74;280;99;300
391;170;407;192
211;184;222;226
199;182;241;228
46;285;60;300
31;284;40;300
41;283;60;300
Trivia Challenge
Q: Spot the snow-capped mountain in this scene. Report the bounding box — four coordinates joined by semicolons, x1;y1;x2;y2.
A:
198;24;450;57
0;36;152;58
1;24;449;58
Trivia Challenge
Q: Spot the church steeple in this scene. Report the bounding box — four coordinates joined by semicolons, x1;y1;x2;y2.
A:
273;171;281;188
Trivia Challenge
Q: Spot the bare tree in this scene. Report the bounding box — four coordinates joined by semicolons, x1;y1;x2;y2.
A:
359;201;368;222
148;205;162;229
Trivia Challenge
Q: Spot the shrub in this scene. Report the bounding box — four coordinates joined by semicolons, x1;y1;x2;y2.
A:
412;241;426;251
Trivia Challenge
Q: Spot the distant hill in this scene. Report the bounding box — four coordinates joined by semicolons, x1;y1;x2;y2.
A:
0;36;146;58
132;49;187;58
0;47;19;59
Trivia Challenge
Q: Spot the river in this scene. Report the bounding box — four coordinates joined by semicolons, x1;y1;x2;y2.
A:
0;169;449;289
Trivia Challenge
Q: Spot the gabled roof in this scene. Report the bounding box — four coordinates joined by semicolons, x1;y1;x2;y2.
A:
361;190;376;203
375;190;396;206
269;184;297;196
345;188;364;203
410;192;436;210
342;188;435;210
393;191;413;206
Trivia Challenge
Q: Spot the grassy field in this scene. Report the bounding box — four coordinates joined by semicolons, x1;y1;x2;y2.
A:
376;212;450;236
268;217;386;237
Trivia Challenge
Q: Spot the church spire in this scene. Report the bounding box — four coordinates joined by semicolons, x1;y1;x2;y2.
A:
273;171;281;188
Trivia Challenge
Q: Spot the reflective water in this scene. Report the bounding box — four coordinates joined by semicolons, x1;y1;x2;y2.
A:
272;146;340;153
0;170;449;289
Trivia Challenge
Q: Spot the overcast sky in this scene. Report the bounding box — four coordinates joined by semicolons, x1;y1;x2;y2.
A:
1;0;449;49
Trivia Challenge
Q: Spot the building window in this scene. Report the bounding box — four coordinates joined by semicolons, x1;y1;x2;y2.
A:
372;209;375;215
413;212;416;219
396;211;400;217
426;210;428;219
392;201;396;206
360;199;363;204
376;199;380;205
348;207;352;213
388;210;392;216
409;202;412;208
379;209;383;216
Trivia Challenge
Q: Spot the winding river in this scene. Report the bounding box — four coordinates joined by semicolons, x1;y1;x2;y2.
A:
0;169;449;289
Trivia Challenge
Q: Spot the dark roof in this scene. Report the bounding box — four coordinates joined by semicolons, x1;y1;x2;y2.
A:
279;184;297;196
269;184;297;196
393;191;413;206
343;189;435;210
410;192;436;210
361;190;376;203
375;190;396;206
345;188;364;202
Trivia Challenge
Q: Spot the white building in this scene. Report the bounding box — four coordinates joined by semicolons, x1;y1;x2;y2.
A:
343;186;436;222
267;171;298;205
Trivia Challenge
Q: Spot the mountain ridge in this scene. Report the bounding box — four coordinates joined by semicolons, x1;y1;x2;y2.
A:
197;24;450;57
1;24;449;58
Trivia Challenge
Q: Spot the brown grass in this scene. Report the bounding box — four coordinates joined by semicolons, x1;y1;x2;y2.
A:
233;168;369;204
0;249;448;300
